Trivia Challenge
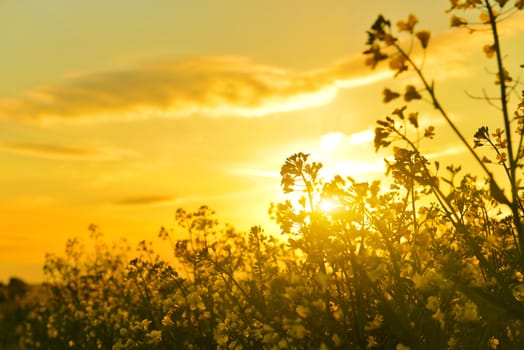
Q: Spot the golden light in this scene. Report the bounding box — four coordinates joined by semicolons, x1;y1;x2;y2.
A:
319;198;338;213
320;132;345;151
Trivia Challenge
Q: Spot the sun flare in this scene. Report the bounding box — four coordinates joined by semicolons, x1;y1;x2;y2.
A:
319;198;338;212
320;132;345;151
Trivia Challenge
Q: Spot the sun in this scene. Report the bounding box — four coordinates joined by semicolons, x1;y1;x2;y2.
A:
319;198;338;213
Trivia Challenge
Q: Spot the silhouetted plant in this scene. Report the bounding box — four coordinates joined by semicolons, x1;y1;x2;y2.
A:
20;1;524;349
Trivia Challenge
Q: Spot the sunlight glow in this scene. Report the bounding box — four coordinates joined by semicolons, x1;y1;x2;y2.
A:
348;130;374;145
320;160;385;181
320;132;345;150
319;198;339;213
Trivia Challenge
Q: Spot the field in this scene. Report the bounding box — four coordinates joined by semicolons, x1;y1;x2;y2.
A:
2;2;524;349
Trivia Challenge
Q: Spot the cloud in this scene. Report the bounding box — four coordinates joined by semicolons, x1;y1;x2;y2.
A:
319;130;375;152
113;195;173;206
409;11;524;77
0;142;139;160
0;55;390;124
2;11;522;125
228;168;280;178
112;183;279;208
425;145;466;159
320;132;345;150
348;130;375;145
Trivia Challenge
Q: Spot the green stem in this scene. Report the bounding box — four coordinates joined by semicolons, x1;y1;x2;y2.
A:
485;1;515;184
396;43;495;184
485;0;524;264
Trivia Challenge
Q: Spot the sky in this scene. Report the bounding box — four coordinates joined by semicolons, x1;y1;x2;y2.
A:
1;1;523;282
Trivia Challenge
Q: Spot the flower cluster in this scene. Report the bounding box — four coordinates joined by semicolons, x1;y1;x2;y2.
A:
18;1;524;349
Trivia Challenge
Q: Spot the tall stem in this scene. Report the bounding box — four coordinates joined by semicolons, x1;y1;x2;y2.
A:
396;44;495;183
485;1;515;184
485;0;524;264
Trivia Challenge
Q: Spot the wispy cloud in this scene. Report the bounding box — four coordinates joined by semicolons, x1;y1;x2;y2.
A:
408;11;524;77
0;142;139;160
113;195;173;206
2;12;522;125
228;168;281;179
348;130;375;145
319;129;375;152
425;145;466;159
0;55;389;124
112;184;279;208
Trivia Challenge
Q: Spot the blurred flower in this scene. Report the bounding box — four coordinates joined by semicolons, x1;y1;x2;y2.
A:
383;88;400;103
415;30;431;48
404;85;422;101
397;14;418;33
450;15;468;27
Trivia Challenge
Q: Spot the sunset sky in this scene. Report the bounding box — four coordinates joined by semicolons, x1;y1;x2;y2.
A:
1;1;523;282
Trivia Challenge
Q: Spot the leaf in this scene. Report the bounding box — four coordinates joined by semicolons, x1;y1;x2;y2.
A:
415;30;431;49
490;179;510;205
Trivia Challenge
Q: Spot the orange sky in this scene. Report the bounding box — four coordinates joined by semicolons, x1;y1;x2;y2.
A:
1;1;523;282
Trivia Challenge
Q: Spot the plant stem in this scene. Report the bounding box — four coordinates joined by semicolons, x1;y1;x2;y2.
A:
485;0;524;265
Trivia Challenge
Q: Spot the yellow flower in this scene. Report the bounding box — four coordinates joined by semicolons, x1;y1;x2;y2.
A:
404;85;422;102
289;324;308;339
141;319;151;331
367;336;378;348
318;343;330;350
296;305;309;318
186;291;206;311
415;30;431;49
483;44;496;58
389;54;408;76
450;15;468;27
147;330;162;343
462;301;479;322
397;14;418;33
425;296;439;312
479;12;490;23
332;333;342;347
161;314;174;327
408;112;419;128
488;336;500;349
383;88;400;103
